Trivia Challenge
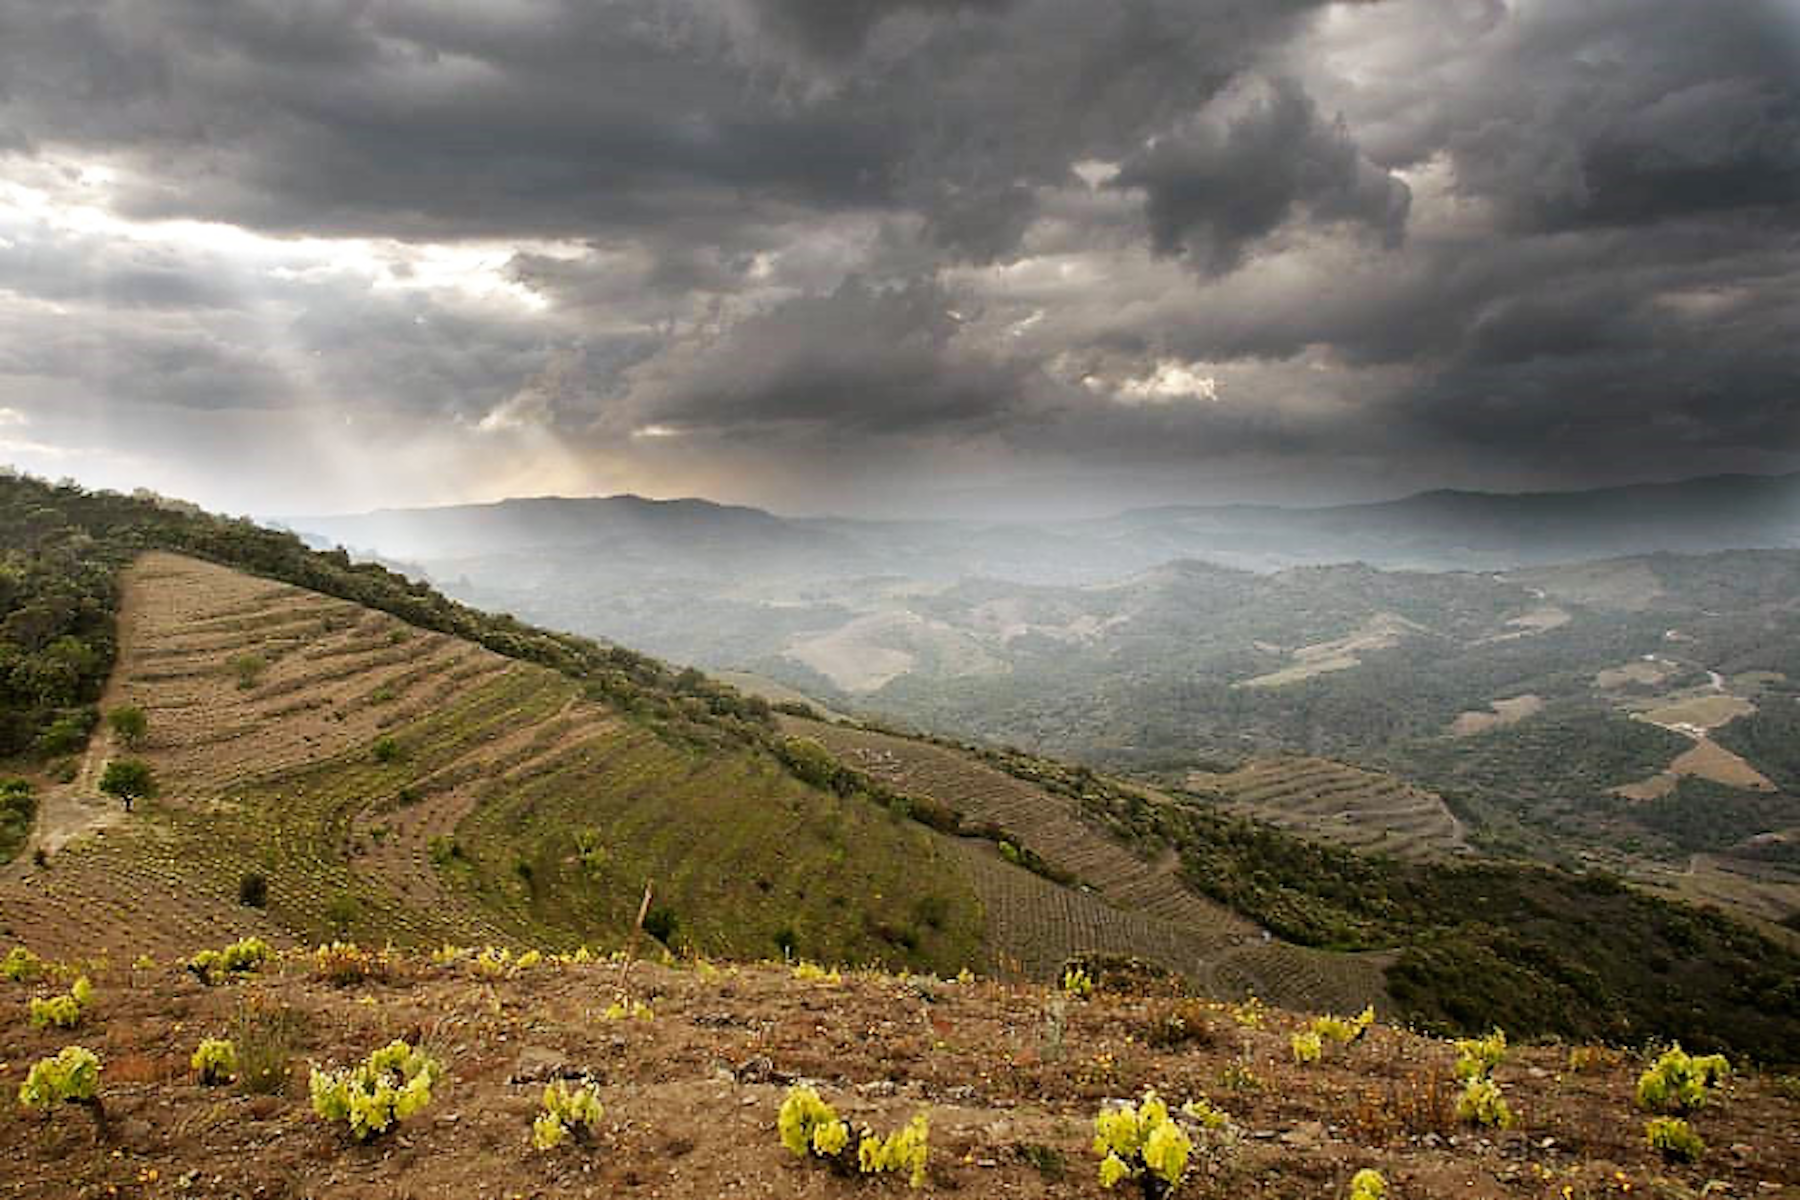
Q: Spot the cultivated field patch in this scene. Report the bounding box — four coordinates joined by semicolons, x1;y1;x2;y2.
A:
1188;757;1467;861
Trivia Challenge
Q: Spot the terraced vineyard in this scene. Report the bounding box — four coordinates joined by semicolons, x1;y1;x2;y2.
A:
785;718;1390;1013
1186;756;1468;861
0;554;985;972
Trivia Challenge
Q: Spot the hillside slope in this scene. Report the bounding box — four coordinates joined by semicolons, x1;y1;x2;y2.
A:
0;553;984;973
788;718;1391;1015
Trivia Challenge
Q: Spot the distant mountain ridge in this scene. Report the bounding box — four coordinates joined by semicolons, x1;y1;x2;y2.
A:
288;470;1800;580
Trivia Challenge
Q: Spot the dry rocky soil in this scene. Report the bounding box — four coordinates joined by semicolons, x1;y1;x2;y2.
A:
2;951;1797;1200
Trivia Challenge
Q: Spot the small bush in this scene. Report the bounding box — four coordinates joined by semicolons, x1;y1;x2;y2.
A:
1453;1028;1507;1080
1291;1030;1323;1065
309;1040;442;1141
642;905;679;946
792;961;840;984
17;1046;101;1110
187;937;272;985
326;892;360;937
1645;1116;1705;1162
533;1080;604;1150
230;654;267;690
238;872;268;908
1311;1006;1376;1045
779;1085;852;1162
28;976;93;1029
1144;999;1218;1050
858;1112;931;1188
106;706;147;749
371;736;401;764
1349;1168;1387;1200
3;945;45;982
777;1086;930;1189
0;779;35;863
602;995;654;1021
1637;1045;1729;1114
1094;1089;1192;1197
311;942;387;987
1455;1077;1514;1128
98;758;157;809
191;1038;237;1086
1061;965;1094;999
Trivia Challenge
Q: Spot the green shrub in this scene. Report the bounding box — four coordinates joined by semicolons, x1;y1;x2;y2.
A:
238;871;268;908
1291;1030;1323;1065
1453;1028;1507;1080
643;905;679;946
2;945;45;982
27;976;92;1029
777;1085;931;1189
1645;1116;1705;1162
186;936;272;985
309;1040;442;1141
1349;1168;1387;1200
1093;1089;1192;1197
1311;1006;1376;1044
0;780;35;864
230;654;266;690
1455;1077;1514;1128
98;758;157;809
17;1046;101;1110
1062;964;1094;998
191;1038;237;1086
106;706;147;749
858;1113;931;1188
1636;1045;1729;1114
371;736;401;764
779;1085;851;1161
533;1080;604;1150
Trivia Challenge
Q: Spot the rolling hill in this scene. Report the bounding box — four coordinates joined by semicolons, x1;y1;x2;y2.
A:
3;475;1800;1064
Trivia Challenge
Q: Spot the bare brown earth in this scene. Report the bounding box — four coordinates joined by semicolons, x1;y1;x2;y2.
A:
1451;696;1546;738
786;721;1392;1015
1;951;1795;1200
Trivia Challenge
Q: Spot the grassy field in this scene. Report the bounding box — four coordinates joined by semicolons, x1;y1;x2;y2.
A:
0;554;985;974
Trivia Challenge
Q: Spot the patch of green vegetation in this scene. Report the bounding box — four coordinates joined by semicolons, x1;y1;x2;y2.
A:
0;778;34;864
451;719;984;972
1627;778;1800;855
1387;703;1688;822
951;735;1800;1065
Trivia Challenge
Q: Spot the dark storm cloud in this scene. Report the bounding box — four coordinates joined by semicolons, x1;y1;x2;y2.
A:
624;277;1035;439
1114;75;1410;274
744;0;1016;59
1;0;1797;514
0;0;1345;259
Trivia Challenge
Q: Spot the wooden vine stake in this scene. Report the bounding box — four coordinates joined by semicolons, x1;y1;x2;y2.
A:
615;880;654;996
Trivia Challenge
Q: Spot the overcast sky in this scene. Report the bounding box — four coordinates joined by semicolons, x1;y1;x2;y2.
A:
1;0;1797;518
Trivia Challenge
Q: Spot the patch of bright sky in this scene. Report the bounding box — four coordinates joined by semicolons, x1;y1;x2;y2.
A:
0;155;587;312
1113;359;1221;404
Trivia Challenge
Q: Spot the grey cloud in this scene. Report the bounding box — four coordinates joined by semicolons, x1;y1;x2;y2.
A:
743;0;1015;59
624;276;1034;439
1;0;1798;515
1114;75;1410;274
